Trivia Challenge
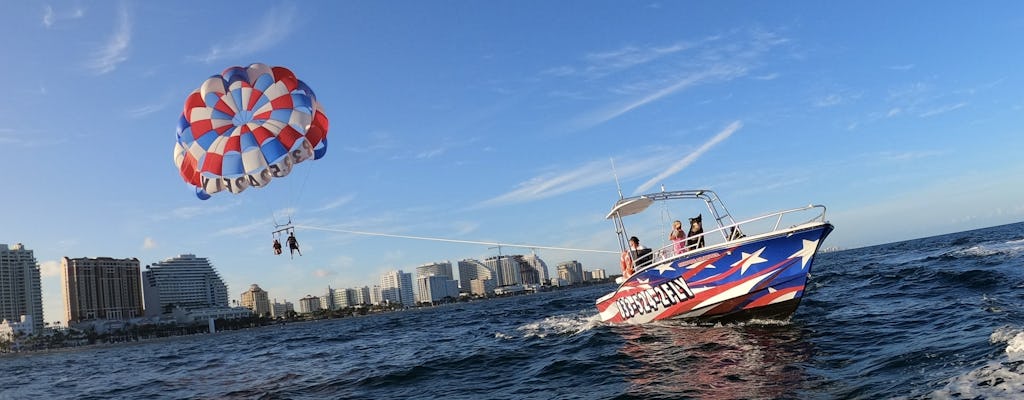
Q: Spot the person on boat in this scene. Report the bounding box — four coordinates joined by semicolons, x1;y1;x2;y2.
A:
272;239;283;255
669;220;686;254
287;232;302;258
621;236;652;279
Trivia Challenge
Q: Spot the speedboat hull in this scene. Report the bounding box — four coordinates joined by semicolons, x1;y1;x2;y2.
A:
596;223;833;324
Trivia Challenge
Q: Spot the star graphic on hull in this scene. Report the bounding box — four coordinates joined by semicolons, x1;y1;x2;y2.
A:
789;239;820;269
654;264;676;274
731;247;767;275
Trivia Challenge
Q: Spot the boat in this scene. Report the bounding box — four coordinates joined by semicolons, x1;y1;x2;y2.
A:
596;189;833;324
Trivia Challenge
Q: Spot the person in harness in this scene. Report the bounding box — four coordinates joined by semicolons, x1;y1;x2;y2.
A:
287;232;302;258
272;239;283;255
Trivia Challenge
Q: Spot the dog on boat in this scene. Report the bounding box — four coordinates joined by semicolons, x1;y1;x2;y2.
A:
686;214;705;250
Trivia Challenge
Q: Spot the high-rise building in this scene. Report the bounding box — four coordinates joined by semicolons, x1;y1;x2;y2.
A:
458;259;495;296
485;255;524;287
591;269;607;279
298;295;321;314
370;285;383;306
416;261;454;280
0;244;43;334
62;257;144;323
354;286;371;306
522;253;550;284
142;254;229;317
415;275;459;304
557;260;585;285
380;270;414;306
240;284;271;316
320;286;336;311
270;299;294;318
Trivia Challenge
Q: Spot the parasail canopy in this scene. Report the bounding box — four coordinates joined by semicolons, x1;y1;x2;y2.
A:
174;63;329;199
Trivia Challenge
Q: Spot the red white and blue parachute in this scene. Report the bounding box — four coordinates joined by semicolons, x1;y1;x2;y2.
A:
174;63;328;199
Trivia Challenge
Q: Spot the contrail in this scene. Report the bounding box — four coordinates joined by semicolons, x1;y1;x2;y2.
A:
635;120;743;193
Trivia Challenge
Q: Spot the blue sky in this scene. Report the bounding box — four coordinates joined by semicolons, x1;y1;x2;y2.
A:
3;1;1022;325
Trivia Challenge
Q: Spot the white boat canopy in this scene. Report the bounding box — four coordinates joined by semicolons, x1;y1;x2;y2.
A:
606;190;715;219
605;196;655;219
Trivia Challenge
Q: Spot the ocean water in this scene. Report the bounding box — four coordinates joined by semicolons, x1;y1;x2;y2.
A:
3;222;1024;399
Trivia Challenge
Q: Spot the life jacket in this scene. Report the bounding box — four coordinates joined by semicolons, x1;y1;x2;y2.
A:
620;251;635;278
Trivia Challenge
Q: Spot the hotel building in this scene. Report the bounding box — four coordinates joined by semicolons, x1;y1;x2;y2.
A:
142;254;230;317
62;257;144;323
240;284;271;316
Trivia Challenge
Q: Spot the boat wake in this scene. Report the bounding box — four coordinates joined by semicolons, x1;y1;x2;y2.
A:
932;325;1024;399
496;311;603;339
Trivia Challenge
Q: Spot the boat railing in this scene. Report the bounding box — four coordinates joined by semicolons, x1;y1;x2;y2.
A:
646;204;828;266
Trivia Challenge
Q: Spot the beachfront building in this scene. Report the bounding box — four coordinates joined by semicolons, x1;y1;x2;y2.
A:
62;257;144;324
457;259;494;295
484;255;524;287
556;260;585;285
0;314;35;341
354;286;372;306
370;285;383;306
416;261;454;281
415;275;459;304
0;243;44;334
240;284;271;317
458;258;497;296
590;268;607;280
319;287;336;311
522;253;551;285
298;295;321;314
142;254;230;320
380;270;414;307
270;299;294;318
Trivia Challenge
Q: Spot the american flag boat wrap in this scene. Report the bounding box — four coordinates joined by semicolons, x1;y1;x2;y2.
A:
596;190;833;324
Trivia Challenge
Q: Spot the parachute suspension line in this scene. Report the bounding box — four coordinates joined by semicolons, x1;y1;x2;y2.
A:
290;161;314;211
291;224;619;254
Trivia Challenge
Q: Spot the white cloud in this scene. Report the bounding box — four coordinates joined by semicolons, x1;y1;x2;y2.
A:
634;121;743;193
42;5;54;27
88;4;131;75
39;260;62;278
42;5;85;28
313;195;355;212
919;102;967;118
189;5;297;64
312;269;336;278
126;103;164;119
142;237;157;249
476;152;675;208
888;64;915;71
815;94;843;108
577;65;747;129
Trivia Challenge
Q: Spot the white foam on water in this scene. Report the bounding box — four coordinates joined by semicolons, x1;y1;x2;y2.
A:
953;239;1024;259
931;326;1024;399
513;312;603;339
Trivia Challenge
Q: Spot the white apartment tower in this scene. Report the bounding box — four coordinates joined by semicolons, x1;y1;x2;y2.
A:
557;260;585;285
0;244;43;334
380;270;414;306
62;257;144;323
457;259;495;296
416;261;454;280
522;253;551;284
142;254;229;317
240;284;271;316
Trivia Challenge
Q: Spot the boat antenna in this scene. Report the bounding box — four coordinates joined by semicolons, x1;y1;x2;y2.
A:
611;157;623;199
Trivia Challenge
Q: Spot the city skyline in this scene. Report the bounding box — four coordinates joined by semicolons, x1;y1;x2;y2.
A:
2;2;1022;328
